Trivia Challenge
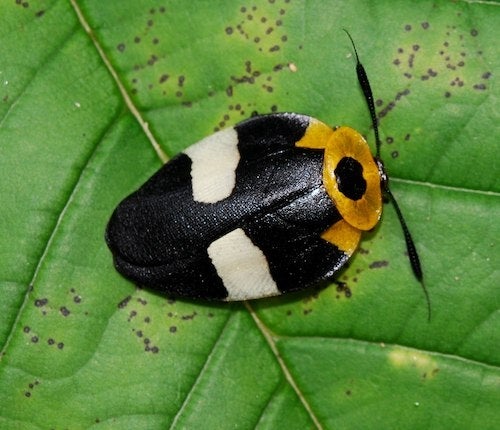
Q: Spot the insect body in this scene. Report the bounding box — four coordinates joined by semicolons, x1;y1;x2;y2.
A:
106;33;430;315
106;115;381;300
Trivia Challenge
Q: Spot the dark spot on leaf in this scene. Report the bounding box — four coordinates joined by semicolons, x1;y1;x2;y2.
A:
117;43;125;52
225;27;233;35
25;392;31;398
369;260;389;269
23;326;30;333
404;24;412;31
470;29;478;37
35;10;44;17
60;307;70;317
391;151;399;158
134;36;141;43
57;342;64;350
182;312;197;320
482;72;491;79
118;296;132;309
473;83;486;90
421;22;429;29
48;338;55;345
34;298;48;307
169;326;177;333
386;137;393;144
31;336;38;343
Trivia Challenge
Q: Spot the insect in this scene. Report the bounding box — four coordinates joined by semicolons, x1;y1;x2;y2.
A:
106;31;430;318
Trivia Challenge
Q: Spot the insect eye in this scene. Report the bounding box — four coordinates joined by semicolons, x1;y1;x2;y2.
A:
334;156;367;201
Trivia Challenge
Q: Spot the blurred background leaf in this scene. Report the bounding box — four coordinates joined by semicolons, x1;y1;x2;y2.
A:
0;0;498;429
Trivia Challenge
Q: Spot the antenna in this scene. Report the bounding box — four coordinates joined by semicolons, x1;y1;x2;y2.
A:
344;29;431;321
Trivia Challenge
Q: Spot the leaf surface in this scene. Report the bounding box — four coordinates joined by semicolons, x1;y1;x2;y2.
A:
0;1;498;429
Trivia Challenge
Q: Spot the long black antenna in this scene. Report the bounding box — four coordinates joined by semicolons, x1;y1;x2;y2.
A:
344;29;431;321
343;29;381;159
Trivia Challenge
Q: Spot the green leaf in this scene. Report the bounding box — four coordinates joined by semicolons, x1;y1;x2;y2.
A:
1;1;498;429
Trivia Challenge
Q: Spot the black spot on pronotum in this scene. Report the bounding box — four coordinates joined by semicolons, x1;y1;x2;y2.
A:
335;157;367;201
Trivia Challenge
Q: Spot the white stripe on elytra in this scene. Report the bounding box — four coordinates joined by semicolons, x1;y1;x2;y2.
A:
184;128;240;203
207;228;280;300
